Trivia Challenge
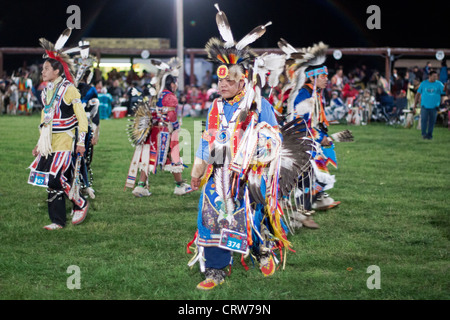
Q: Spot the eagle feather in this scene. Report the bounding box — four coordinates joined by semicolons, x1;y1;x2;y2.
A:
214;3;235;48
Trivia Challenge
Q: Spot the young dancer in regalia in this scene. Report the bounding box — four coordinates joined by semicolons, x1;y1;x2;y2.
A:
28;29;90;230
125;58;192;197
271;40;331;229
74;52;99;199
293;65;341;212
274;38;353;228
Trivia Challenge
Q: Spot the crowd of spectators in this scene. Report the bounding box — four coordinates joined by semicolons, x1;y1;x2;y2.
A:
1;60;449;127
321;60;450;126
0;65;42;115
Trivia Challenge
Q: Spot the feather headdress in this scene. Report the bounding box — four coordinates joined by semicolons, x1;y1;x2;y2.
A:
149;57;181;98
39;28;90;84
276;39;329;120
205;3;272;79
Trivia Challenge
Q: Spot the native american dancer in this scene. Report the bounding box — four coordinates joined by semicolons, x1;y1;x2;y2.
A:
125;58;192;197
74;51;99;199
277;40;352;219
293;66;340;212
267;40;328;229
187;4;315;290
28;28;90;230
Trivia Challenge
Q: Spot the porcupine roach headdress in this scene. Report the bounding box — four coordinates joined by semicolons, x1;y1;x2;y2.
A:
39;28;89;84
205;3;272;82
72;41;97;84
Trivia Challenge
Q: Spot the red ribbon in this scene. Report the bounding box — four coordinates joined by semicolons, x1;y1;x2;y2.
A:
240;253;249;271
46;50;74;83
186;230;198;254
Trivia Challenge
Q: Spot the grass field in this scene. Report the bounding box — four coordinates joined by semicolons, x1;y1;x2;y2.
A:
0;114;449;301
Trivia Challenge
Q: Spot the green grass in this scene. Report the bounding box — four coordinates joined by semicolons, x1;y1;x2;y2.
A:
0;114;449;300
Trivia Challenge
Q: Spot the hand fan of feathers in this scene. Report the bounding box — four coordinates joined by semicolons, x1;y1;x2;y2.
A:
126;99;153;146
331;129;354;142
277;117;316;199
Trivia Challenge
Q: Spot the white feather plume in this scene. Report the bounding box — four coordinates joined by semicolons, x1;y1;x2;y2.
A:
277;38;298;56
236;21;272;51
54;28;72;51
151;59;170;70
214;3;235;48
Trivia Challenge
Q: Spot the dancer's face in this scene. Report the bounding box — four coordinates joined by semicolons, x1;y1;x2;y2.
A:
41;61;60;82
218;77;244;99
312;73;328;89
170;81;178;93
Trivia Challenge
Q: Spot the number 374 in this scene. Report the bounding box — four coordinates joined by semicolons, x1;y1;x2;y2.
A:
227;240;241;249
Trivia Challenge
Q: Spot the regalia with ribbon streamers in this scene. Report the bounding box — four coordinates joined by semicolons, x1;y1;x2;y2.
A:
188;4;317;274
36;28;90;158
275;39;355;222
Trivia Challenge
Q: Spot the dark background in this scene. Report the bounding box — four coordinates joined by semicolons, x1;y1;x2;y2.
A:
0;0;447;73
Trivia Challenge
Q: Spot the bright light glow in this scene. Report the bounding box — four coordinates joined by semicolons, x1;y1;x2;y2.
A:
98;62;132;68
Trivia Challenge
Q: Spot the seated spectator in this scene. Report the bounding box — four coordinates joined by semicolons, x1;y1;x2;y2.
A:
394;89;408;115
372;72;390;94
360;89;376;123
376;86;395;122
325;91;347;123
437;95;449;126
331;67;345;94
376;86;393;109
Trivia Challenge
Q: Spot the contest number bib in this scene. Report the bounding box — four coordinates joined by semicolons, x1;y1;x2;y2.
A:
28;170;49;187
218;228;249;254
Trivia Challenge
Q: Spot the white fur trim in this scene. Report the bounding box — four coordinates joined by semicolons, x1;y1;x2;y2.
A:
37;124;53;157
164;164;184;173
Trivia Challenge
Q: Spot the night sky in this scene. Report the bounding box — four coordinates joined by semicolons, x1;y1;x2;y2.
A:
0;0;447;71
